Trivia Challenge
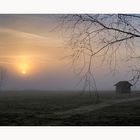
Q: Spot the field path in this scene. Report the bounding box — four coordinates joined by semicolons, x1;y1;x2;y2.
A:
53;97;140;119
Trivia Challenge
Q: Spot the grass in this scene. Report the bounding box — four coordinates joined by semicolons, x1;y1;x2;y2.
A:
60;99;140;126
0;90;139;125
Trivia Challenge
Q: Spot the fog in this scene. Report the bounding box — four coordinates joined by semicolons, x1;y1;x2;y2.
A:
0;14;140;91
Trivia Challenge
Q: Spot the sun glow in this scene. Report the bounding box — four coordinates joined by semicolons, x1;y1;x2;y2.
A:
15;56;31;75
14;55;43;76
19;63;29;75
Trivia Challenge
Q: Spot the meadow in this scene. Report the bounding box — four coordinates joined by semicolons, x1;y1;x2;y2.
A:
0;91;140;126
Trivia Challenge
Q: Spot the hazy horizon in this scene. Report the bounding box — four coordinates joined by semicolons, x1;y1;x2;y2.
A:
0;14;140;91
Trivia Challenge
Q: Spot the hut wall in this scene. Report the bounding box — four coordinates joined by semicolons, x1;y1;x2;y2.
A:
116;85;131;93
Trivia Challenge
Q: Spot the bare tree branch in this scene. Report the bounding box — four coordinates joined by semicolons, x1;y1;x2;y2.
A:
59;14;140;101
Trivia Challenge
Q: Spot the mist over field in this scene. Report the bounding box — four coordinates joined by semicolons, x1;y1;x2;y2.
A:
0;14;140;126
0;15;139;91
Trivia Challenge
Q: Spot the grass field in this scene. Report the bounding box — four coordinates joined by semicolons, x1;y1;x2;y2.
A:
0;91;140;126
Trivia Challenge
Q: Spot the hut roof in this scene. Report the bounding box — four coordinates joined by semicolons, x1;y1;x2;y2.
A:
114;81;132;86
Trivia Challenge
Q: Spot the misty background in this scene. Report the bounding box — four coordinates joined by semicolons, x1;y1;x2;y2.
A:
0;14;139;91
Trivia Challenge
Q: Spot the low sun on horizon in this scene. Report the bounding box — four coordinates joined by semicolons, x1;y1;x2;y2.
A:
15;56;32;76
19;63;29;75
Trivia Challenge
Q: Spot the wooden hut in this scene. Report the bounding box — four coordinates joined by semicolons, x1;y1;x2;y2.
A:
114;81;132;93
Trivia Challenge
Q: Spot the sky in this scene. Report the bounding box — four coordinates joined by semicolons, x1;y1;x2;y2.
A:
0;14;140;91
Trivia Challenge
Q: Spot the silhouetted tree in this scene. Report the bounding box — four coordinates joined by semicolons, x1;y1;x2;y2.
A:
0;66;6;91
60;14;140;101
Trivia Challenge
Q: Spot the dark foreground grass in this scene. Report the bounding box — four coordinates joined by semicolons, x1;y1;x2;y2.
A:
59;100;140;126
0;91;139;125
0;91;97;125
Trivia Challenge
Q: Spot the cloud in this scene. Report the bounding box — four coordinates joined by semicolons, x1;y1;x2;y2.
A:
0;27;48;40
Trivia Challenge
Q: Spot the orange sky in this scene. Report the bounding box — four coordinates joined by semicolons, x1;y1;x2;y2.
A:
0;15;140;90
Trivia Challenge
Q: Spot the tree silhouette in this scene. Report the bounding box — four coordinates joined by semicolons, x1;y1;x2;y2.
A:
0;66;6;90
60;14;140;101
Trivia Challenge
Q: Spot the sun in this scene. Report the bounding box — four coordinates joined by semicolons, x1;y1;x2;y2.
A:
21;70;27;75
19;63;29;75
15;55;35;76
